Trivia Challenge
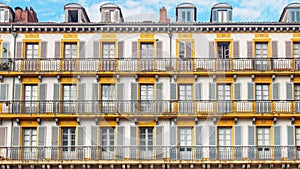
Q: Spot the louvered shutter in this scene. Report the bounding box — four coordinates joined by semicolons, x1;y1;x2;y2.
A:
209;41;215;58
274;125;281;160
195;83;202;100
132;41;138;58
54;41;61;58
91;126;98;145
156;41;163;58
130;126;138;159
14;84;21;100
118;41;124;59
41;41;47;58
233;41;240;58
0;83;8;101
209;125;216;160
16;42;22;58
248;125;255;160
247;82;255;100
53;83;60;114
287;125;295;160
209;82;216;100
92;83;99;113
11;126;20;159
234;125;242;160
0;127;7;146
38;126;46;146
116;126;125;160
156;126;164;159
286;41;292;58
93;41;100;58
2;42;9;58
212;10;217;22
131;82;138;113
79;41;85;58
234;82;241;100
39;83;47;114
228;10;232;22
78;83;86;100
156;82;163;114
170;125;176;160
272;41;278;58
247;41;253;58
272;82;280;100
170;83;177;100
77;126;85;145
51;126;59;160
286;82;293;100
186;41;192;58
117;83;124;113
195;125;203;160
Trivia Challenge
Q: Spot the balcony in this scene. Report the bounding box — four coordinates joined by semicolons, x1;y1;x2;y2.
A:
4;58;297;73
0;146;297;161
0;100;296;115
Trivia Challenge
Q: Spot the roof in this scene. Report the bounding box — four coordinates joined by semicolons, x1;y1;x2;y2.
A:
279;2;300;22
212;2;232;9
64;3;83;9
176;2;196;8
100;2;119;8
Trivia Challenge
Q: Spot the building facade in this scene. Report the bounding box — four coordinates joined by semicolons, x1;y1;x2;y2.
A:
0;2;299;169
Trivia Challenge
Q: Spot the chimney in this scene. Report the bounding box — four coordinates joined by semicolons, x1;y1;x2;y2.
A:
14;7;22;22
159;7;170;23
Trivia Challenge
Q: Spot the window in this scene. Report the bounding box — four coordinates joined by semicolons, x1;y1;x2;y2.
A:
63;84;76;113
218;127;232;160
257;127;270;159
295;85;300;100
0;9;9;22
140;84;154;113
26;43;38;58
255;42;268;70
217;42;230;59
178;41;192;59
178;84;193;113
24;85;38;114
296;127;300;157
23;128;37;160
217;84;231;100
62;127;76;159
101;85;115;113
290;10;300;22
140;127;153;159
179;84;192;100
64;43;77;58
178;9;193;22
100;127;114;159
68;10;78;22
102;42;115;58
294;42;300;58
178;127;192;159
256;84;269;100
218;10;228;23
140;43;154;59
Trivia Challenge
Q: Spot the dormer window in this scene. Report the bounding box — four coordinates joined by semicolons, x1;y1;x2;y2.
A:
176;3;196;23
178;8;193;22
290;9;300;22
0;9;8;22
279;3;300;23
68;10;78;22
211;3;233;23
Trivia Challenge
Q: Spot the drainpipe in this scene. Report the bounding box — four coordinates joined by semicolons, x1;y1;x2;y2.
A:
168;24;173;114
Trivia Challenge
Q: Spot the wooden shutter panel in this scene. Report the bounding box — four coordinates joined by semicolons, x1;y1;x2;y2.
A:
51;126;59;146
2;42;9;58
186;41;192;58
233;41;240;58
170;83;177;100
234;82;241;100
209;125;216;160
195;125;203;145
287;125;295;160
131;82;138;100
194;83;202;100
132;41;138;58
79;41;86;58
272;82;280;100
247;41;253;58
156;82;163;100
77;126;85;145
248;125;255;160
78;83;86;101
274;125;281;146
272;41;278;58
91;126;98;145
117;83;124;101
235;126;242;145
209;41;215;58
0;127;7;146
93;41;100;58
92;83;99;100
209;82;216;100
12;126;20;146
16;42;22;58
14;84;21;100
286;41;292;58
156;41;163;58
54;41;61;58
212;10;217;22
170;125;176;159
41;41;47;58
247;82;255;100
0;83;8;101
118;41;124;59
117;126;125;146
39;83;47;101
156;126;164;146
53;83;60;100
38;126;47;146
130;126;138;145
286;82;293;100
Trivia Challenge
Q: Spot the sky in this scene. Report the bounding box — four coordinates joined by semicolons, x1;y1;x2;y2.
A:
2;0;296;23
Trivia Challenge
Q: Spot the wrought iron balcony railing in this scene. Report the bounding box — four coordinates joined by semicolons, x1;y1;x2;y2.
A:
0;100;298;115
0;146;298;161
2;58;298;72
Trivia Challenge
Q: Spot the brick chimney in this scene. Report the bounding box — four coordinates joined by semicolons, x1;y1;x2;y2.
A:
14;7;22;22
159;7;170;23
14;6;38;23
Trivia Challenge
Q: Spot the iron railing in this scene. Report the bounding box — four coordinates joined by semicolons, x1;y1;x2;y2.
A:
0;146;298;161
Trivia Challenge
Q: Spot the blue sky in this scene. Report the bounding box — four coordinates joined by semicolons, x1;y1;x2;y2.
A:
3;0;296;22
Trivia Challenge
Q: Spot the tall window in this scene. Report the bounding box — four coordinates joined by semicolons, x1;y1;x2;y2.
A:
100;127;114;159
140;84;154;113
23;128;37;159
217;42;230;59
218;10;228;23
294;42;300;58
178;84;193;113
24;85;38;113
140;43;154;59
102;85;115;113
140;127;153;159
256;84;269;100
62;127;76;159
217;84;231;100
218;127;232;160
64;43;77;58
0;9;9;22
63;84;76;113
295;85;300;100
178;127;192;159
26;43;38;58
290;10;300;22
257;127;270;159
255;42;268;70
102;43;115;58
178;9;193;22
